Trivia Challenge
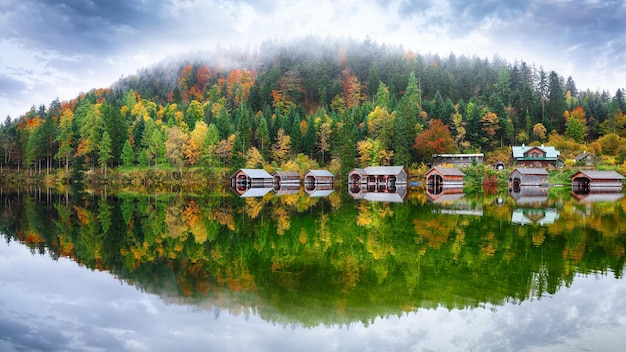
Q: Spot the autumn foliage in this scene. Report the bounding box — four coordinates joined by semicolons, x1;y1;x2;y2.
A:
414;119;457;160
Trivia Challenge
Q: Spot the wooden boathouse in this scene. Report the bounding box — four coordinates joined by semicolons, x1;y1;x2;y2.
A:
231;169;273;187
425;166;465;190
508;168;548;188
571;170;624;192
304;169;334;185
348;166;407;189
272;171;300;185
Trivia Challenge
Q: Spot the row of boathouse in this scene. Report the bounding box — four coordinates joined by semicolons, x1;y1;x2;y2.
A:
231;165;625;198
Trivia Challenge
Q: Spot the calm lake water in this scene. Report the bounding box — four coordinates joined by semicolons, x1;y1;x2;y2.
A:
1;185;626;352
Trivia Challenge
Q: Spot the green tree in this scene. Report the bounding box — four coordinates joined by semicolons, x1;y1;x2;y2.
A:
256;116;270;154
393;114;412;166
291;117;303;154
101;100;127;164
237;103;252;154
546;71;566;133
186;100;205;130
98;131;112;179
335;112;357;175
374;82;391;110
121;139;135;168
78;103;104;170
566;118;586;143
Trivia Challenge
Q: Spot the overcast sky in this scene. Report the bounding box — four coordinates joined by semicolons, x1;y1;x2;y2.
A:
1;0;625;120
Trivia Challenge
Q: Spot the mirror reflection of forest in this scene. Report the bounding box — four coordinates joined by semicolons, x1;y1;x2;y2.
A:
1;186;625;328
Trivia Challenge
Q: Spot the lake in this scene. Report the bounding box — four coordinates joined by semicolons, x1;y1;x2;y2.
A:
1;185;626;352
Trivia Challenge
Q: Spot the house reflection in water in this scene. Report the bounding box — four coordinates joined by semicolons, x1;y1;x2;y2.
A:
349;183;407;202
508;185;548;205
305;182;334;198
230;185;274;198
427;191;484;216
426;188;464;203
511;208;559;226
272;183;301;196
348;166;408;203
572;190;624;203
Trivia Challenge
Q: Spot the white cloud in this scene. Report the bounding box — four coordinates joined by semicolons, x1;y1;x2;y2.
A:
0;0;624;119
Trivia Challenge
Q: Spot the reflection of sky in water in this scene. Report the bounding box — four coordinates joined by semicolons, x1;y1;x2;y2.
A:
1;239;625;352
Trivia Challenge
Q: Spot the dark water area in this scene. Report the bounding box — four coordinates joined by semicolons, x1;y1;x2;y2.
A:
1;185;626;351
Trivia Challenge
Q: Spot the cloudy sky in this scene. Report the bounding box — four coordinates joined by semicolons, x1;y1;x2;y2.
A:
1;0;625;120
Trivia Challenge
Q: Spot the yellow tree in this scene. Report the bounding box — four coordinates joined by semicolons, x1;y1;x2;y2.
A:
317;121;331;163
532;123;547;142
184;139;200;165
451;105;469;150
357;138;383;166
55;107;73;173
341;69;365;109
165;126;188;175
245;147;265;168
215;135;236;166
367;106;396;150
356;139;373;167
185;121;208;165
271;128;291;164
480;110;500;149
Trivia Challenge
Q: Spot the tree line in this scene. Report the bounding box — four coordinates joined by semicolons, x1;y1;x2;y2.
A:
1;37;625;181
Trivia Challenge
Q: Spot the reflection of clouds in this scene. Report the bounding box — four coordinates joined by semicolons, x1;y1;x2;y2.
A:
1;240;626;352
468;276;626;352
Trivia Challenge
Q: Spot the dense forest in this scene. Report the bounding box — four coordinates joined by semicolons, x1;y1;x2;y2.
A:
1;37;626;182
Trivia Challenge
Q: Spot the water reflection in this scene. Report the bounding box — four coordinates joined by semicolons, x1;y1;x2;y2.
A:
508;185;548;205
1;186;626;351
304;182;334;197
511;208;559;226
272;183;301;196
572;189;625;203
428;192;484;216
348;183;407;202
426;188;464;203
231;184;274;197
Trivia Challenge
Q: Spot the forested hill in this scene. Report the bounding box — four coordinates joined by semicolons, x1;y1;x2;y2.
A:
1;37;626;180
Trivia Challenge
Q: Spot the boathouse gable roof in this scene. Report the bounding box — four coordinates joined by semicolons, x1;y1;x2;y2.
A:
426;166;465;177
236;168;273;179
571;170;625;180
509;167;549;177
305;169;334;177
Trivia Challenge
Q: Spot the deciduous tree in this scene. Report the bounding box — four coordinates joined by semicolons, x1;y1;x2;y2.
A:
166;126;188;175
414;119;457;161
